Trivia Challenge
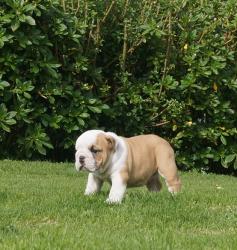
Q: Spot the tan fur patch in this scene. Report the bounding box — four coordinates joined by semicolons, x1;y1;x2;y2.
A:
121;134;181;192
93;133;115;171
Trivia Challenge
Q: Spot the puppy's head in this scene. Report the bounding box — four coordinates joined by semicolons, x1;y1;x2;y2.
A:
75;130;115;173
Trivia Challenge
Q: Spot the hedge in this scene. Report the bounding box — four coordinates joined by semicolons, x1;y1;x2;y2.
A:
0;0;237;173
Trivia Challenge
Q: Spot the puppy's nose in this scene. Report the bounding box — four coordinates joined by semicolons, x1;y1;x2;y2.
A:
79;155;85;163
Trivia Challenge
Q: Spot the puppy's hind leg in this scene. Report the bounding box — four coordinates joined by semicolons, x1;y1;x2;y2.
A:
156;147;181;194
146;172;162;192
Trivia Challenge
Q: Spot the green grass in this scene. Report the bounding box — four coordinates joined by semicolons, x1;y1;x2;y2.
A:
0;160;236;250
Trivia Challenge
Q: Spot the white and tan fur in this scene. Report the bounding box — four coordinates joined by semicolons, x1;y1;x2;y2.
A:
75;130;181;204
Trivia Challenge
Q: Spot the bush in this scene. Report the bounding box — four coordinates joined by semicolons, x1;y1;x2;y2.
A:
0;0;108;160
0;0;236;172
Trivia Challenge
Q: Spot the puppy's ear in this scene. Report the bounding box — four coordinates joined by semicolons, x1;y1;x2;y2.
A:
105;135;115;151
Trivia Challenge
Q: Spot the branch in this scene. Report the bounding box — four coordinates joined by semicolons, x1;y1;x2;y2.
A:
121;20;128;71
120;0;129;71
145;121;170;128
84;0;88;24
123;0;129;18
61;0;66;12
159;11;172;97
102;1;116;23
127;38;145;54
127;0;154;55
86;1;116;55
75;0;80;15
150;103;173;121
154;121;170;127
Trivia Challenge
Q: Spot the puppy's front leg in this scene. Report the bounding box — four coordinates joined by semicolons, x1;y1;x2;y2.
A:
85;173;103;195
106;173;127;204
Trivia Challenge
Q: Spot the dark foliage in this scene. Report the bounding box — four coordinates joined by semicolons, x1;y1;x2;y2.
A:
0;0;236;173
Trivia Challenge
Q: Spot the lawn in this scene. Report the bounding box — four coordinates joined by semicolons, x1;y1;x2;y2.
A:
0;160;236;250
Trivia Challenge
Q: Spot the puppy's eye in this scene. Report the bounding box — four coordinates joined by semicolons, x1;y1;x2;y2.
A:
90;147;101;154
91;148;97;154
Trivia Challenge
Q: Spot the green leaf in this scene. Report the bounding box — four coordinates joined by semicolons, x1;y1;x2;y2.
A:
11;20;20;32
102;104;109;110
23;3;36;12
25;83;34;91
221;159;228;168
79;113;89;118
31;65;39;74
71;125;79;131
220;135;227;145
88;106;102;113
0;81;10;90
1;123;10;132
49;63;61;68
205;154;214;159
5;119;16;125
0;103;7;114
47;68;58;78
234;158;237;170
24;16;36;25
48;96;55;104
8;111;17;119
77;118;85;126
23;92;31;99
0;40;4;49
43;142;54;149
37;145;46;155
88;99;97;104
225;154;236;164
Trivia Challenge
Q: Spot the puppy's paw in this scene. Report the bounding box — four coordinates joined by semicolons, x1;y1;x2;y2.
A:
105;196;122;204
168;186;179;195
84;189;96;196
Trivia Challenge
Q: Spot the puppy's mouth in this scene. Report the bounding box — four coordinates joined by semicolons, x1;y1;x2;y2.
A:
79;165;84;171
78;164;99;173
75;163;85;172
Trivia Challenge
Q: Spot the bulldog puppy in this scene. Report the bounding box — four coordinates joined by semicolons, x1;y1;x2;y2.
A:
75;130;181;204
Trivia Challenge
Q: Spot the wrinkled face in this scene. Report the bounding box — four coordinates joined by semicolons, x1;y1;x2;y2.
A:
75;130;115;173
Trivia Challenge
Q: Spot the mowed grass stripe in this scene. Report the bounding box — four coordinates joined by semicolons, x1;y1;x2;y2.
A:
0;160;236;250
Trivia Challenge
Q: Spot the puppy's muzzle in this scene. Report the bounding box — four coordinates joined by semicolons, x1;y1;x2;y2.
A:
79;155;85;164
